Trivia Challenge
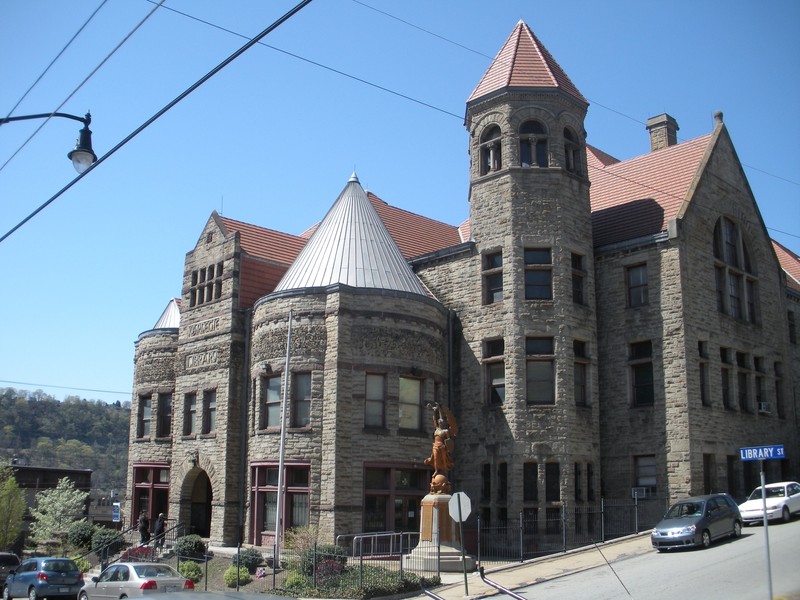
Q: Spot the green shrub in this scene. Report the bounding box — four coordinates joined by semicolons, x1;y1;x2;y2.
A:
177;560;203;583
299;544;347;576
71;556;91;574
223;566;251;588
91;527;122;557
174;534;205;560
67;521;95;550
232;547;263;572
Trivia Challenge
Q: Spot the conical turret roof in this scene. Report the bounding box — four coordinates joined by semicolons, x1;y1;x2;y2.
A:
273;174;429;296
468;20;586;105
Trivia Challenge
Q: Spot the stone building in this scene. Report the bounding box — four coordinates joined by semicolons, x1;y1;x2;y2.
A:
126;21;799;547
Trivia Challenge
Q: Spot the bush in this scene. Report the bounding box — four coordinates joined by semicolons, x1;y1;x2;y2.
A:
71;556;91;574
91;527;122;557
174;534;206;560
223;566;251;588
299;544;347;576
67;521;95;550
177;560;203;583
231;547;263;573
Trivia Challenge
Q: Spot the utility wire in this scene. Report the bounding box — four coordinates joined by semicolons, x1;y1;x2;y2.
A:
0;379;129;396
145;0;463;120
2;0;109;122
0;0;165;175
0;0;314;245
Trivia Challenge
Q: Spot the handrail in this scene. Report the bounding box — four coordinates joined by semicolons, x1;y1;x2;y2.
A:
478;566;527;600
75;525;136;570
419;578;446;600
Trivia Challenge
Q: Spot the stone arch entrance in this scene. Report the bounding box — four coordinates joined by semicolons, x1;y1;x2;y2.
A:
181;468;213;537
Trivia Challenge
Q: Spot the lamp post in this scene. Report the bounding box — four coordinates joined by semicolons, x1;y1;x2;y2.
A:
0;111;97;173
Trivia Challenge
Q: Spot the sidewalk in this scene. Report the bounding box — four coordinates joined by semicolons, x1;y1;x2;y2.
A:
421;533;653;599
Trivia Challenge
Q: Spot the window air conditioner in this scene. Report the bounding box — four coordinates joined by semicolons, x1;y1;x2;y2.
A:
758;402;771;414
631;486;649;499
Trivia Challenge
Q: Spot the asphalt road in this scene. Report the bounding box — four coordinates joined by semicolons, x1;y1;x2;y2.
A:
514;518;800;600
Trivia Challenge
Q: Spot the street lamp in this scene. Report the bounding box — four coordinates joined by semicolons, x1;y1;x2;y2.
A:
0;111;97;173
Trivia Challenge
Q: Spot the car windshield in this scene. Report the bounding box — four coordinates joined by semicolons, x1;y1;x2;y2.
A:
41;560;78;573
665;501;704;518
133;565;181;578
748;487;786;500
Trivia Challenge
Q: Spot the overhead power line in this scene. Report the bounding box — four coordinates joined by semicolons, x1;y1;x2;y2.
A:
0;379;129;396
0;0;315;245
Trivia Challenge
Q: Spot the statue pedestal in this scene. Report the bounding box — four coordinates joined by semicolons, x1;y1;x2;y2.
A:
404;493;475;573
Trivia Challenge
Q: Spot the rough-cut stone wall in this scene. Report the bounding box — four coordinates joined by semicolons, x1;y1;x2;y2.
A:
247;287;448;543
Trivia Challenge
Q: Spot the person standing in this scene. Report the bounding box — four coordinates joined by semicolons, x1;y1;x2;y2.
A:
138;513;150;545
152;513;166;551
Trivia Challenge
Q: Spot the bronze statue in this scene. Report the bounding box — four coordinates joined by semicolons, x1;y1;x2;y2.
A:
424;402;457;493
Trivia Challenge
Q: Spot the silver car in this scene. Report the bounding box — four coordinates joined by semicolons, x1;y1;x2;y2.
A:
651;493;742;551
78;563;194;600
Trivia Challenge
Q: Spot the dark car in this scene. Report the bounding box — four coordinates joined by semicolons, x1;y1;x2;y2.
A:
651;493;742;551
2;557;84;600
0;554;20;586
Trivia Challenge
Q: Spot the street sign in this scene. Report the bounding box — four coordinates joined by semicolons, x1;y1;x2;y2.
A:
112;502;121;523
449;492;471;522
739;445;785;461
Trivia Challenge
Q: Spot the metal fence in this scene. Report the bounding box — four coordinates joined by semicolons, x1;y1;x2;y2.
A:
472;497;669;565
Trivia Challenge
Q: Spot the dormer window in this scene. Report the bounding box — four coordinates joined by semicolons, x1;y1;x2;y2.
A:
564;127;582;175
480;125;502;175
519;120;548;167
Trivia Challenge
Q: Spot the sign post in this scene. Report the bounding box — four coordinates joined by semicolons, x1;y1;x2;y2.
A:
449;492;472;595
740;444;785;600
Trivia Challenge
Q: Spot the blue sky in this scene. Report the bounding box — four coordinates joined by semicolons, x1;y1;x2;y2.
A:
1;0;798;405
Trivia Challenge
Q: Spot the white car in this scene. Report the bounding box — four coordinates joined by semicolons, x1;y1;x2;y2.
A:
738;481;800;525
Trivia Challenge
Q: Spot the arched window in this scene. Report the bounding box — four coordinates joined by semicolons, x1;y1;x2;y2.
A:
713;217;758;323
519;120;548;167
479;125;502;175
564;127;582;175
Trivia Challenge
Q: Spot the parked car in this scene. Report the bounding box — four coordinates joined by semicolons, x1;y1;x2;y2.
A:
78;562;194;600
0;554;20;585
738;481;800;525
651;493;742;551
2;557;83;600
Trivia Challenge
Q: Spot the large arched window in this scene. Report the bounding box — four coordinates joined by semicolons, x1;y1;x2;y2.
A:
564;127;582;175
713;216;758;323
479;125;502;175
519;120;548;167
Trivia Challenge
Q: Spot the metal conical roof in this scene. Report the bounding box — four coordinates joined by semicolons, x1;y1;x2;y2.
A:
273;174;429;296
153;298;181;329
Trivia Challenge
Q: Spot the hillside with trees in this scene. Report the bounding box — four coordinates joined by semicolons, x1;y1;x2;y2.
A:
0;387;130;490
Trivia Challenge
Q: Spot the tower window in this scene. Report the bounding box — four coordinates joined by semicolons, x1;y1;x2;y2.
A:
629;341;654;406
564;127;582;175
525;248;552;300
519;120;548;167
479;125;502;175
484;339;505;406
526;337;554;405
483;251;503;304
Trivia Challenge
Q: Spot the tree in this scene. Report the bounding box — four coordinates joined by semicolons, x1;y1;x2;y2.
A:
0;466;25;551
29;477;88;545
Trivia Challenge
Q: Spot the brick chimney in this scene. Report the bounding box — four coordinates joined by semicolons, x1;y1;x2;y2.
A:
645;114;679;151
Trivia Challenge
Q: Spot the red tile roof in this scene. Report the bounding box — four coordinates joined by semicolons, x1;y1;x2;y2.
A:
468;21;586;105
772;240;800;293
589;134;712;247
218;215;306;264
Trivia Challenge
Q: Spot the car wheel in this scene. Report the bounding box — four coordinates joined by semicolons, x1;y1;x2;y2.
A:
79;592;89;600
27;588;36;600
733;520;742;538
700;530;711;548
782;506;791;523
3;586;11;600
